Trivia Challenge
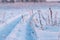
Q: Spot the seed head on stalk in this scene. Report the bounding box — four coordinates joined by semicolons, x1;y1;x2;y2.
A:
49;8;53;25
49;8;52;19
48;14;50;25
54;12;58;26
41;14;47;26
37;10;44;30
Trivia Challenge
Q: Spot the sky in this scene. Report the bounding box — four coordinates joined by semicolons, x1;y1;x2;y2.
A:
46;0;60;1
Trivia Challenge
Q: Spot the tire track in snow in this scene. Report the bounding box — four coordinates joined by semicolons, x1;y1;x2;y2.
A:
0;14;22;40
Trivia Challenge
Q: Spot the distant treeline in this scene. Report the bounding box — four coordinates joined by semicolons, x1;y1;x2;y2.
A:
1;0;46;3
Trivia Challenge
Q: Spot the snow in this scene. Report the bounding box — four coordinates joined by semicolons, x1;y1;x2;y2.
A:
0;14;22;40
0;4;60;40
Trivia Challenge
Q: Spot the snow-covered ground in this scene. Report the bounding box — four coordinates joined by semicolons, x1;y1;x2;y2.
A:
0;4;60;40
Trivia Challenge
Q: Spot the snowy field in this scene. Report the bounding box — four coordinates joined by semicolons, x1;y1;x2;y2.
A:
0;3;60;40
